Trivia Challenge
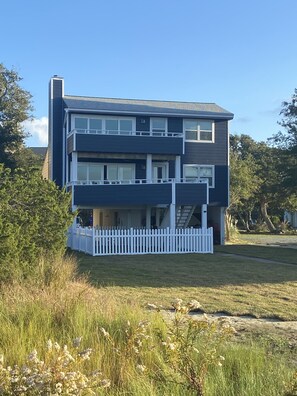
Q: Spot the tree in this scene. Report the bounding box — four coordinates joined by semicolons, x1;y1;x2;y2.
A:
0;64;33;169
271;90;297;194
0;166;74;283
229;134;287;233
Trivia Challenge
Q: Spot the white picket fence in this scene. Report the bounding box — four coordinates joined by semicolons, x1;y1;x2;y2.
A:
68;227;213;256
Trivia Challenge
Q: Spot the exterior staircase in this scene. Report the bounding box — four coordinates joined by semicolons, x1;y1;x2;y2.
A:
176;205;196;228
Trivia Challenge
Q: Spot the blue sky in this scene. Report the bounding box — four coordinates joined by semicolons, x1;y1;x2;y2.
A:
2;0;297;146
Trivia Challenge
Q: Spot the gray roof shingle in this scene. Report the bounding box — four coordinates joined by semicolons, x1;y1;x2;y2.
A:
63;95;233;119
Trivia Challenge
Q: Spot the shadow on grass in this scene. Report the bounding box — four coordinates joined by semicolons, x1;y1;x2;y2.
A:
72;248;297;288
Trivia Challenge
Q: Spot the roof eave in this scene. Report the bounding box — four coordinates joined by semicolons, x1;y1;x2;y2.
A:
64;107;234;120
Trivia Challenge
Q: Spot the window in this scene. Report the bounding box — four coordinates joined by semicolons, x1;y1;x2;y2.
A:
151;118;167;136
77;163;135;183
89;118;102;132
107;164;135;182
74;117;88;132
72;115;134;135
77;163;104;183
184;119;214;142
184;165;214;187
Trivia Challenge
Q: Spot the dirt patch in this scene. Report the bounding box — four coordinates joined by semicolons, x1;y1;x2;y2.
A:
191;312;297;346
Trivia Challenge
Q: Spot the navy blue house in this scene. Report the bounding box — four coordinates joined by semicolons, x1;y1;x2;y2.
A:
49;76;233;244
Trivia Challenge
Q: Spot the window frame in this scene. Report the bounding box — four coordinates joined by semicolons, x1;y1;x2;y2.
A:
183;164;215;188
150;117;168;136
72;115;136;134
183;119;214;143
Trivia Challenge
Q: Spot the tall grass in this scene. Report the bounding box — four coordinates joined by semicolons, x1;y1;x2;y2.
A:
0;255;295;395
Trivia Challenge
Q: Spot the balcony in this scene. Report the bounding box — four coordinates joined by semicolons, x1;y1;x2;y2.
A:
67;178;208;207
67;129;184;155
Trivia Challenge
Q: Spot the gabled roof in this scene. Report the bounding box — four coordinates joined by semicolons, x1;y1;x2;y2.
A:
63;95;234;120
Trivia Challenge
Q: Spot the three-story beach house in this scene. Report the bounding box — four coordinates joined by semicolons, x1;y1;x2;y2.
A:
49;76;233;255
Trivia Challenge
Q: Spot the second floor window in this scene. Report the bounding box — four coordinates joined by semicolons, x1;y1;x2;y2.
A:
184;120;214;142
73;116;134;135
151;118;167;136
184;164;215;188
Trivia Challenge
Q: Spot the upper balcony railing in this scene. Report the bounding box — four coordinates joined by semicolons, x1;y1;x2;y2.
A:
68;128;183;138
67;178;207;187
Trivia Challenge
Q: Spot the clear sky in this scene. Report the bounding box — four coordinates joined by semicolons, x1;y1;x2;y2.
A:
2;0;297;147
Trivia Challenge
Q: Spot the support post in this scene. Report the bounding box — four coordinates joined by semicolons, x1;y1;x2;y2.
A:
175;155;181;182
146;154;152;183
170;181;176;230
202;204;207;229
71;151;78;182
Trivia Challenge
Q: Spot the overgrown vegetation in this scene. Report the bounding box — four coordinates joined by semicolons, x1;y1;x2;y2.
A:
0;166;73;283
0;256;295;395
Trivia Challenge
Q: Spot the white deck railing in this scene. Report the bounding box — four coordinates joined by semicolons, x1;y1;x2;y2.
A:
68;129;183;138
67;178;207;187
68;227;213;256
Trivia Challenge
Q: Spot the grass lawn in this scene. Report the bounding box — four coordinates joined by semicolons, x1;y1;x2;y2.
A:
74;246;297;320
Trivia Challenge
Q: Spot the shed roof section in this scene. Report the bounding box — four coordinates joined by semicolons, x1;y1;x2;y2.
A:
63;95;234;119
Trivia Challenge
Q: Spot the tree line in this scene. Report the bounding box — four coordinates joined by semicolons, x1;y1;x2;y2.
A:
227;92;297;237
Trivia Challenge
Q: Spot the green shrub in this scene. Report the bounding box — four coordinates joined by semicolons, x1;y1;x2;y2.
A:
0;166;74;283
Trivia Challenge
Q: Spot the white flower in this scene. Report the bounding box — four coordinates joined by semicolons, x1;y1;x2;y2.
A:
100;328;109;337
136;364;146;373
46;339;53;351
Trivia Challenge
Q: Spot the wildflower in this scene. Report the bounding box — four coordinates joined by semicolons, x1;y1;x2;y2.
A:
136;364;146;373
100;327;109;337
168;343;176;351
46;339;53;351
78;348;92;360
54;342;61;351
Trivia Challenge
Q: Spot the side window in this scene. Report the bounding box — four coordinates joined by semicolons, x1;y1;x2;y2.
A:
184;165;215;188
184;119;214;142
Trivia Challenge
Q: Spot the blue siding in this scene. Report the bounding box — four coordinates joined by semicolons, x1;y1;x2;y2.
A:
73;182;207;207
51;79;64;187
176;183;207;205
74;134;183;155
209;165;229;207
74;184;172;206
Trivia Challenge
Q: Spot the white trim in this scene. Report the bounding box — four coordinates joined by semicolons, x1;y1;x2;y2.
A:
65;107;233;120
183;119;215;143
183;164;215;188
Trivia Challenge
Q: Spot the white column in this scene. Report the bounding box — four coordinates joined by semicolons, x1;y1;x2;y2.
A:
71;152;78;182
146;206;151;229
202;204;207;229
146;154;152;183
175;155;181;182
169;181;176;230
